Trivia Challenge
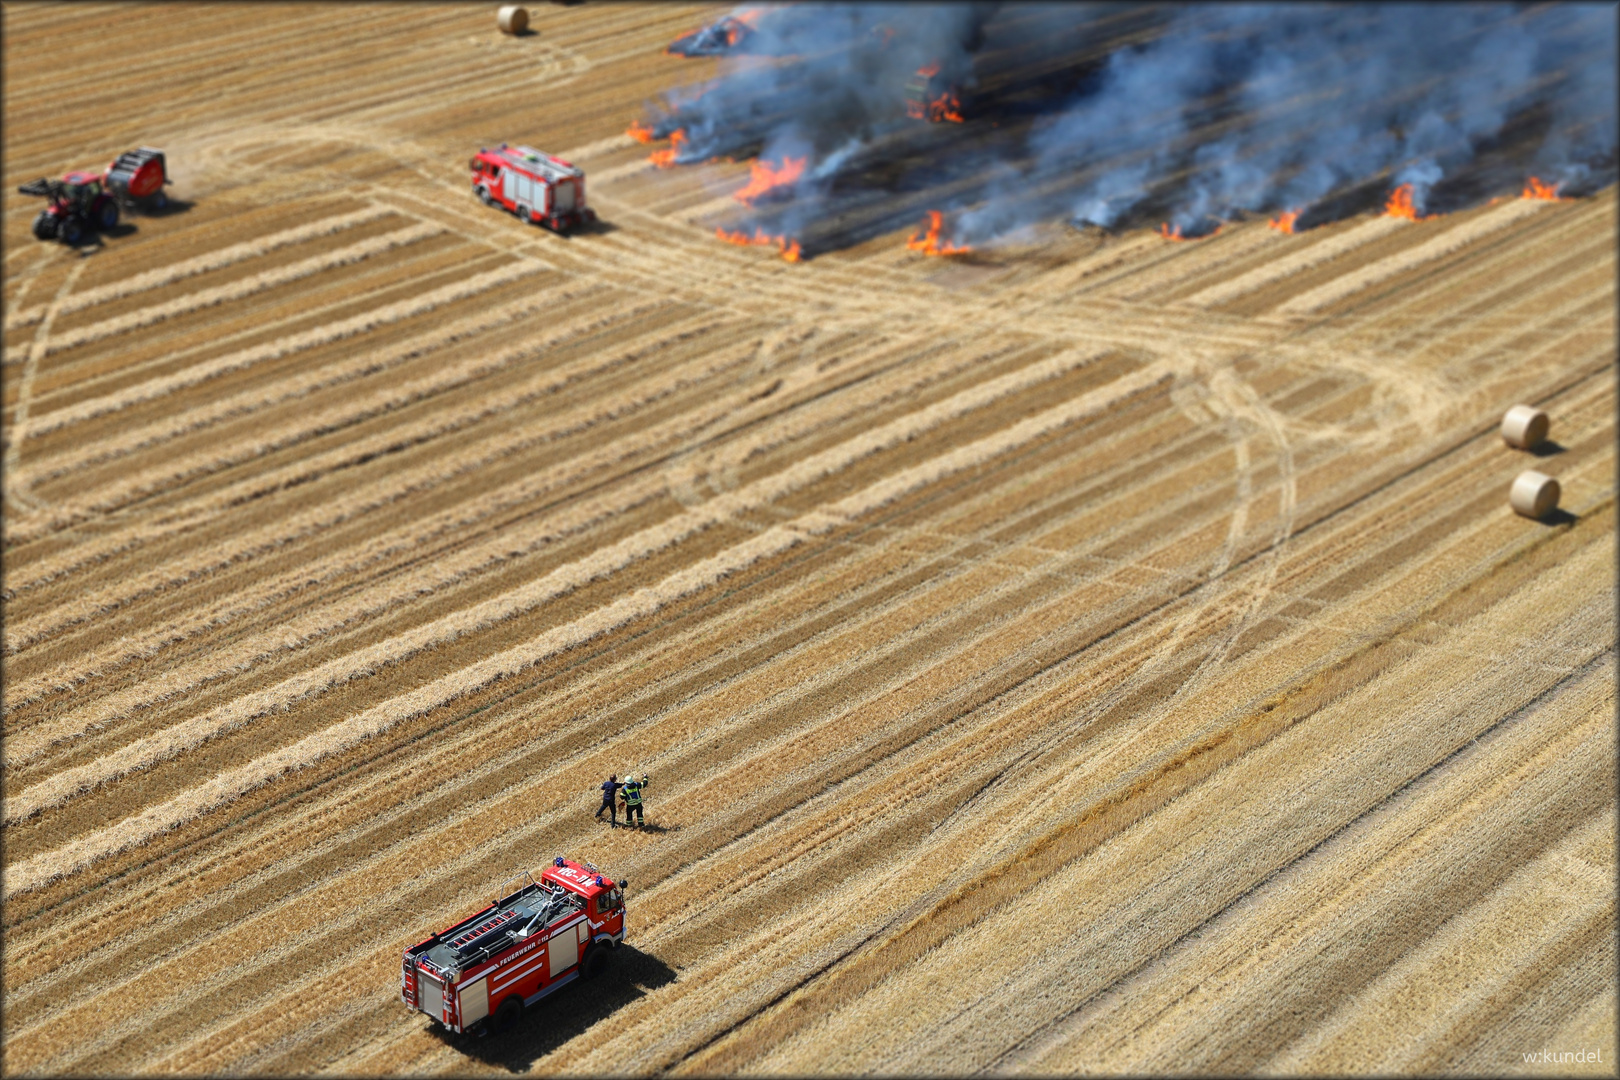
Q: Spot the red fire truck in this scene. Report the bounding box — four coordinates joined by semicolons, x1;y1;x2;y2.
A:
470;143;596;232
401;858;627;1035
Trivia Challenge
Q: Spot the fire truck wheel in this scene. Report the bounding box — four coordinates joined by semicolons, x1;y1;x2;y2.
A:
581;945;608;980
32;210;57;240
492;995;524;1033
515;203;530;223
477;186;494;205
58;216;85;246
98;199;120;230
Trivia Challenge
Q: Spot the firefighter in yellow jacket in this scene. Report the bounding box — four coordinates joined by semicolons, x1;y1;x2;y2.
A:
620;771;648;828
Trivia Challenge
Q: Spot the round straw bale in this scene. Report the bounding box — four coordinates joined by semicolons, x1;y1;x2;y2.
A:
1500;404;1549;449
498;5;529;34
1509;470;1560;519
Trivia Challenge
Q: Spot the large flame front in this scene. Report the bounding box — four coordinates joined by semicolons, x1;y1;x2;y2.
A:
1522;176;1565;201
1383;183;1432;221
907;210;971;255
627;120;656;145
717;226;802;262
1268;209;1300;234
650;129;688;169
734;156;807;205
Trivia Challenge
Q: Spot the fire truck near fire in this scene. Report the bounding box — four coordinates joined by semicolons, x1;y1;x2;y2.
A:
402;858;626;1036
471;143;596;232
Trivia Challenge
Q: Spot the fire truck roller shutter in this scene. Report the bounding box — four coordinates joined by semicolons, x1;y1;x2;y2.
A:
549;927;579;977
503;170;530;207
460;977;489;1027
419;974;444;1021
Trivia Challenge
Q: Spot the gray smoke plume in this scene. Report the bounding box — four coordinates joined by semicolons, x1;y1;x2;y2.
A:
640;3;1617;251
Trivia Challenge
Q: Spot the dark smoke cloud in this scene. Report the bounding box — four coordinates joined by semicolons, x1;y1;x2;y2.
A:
641;3;1617;250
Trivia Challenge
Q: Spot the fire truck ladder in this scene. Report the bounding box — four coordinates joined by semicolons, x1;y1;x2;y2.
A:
448;908;522;954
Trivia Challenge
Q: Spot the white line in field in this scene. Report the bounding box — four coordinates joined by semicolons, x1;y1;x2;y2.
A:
2;205;397;332
17;259;547;441
3;262;85;512
1;365;1170;892
1275;199;1553;314
9;220;444;361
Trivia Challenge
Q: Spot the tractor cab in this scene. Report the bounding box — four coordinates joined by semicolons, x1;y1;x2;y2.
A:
61;172;103;209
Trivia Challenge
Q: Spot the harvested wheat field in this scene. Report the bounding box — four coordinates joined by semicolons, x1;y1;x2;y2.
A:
3;2;1616;1076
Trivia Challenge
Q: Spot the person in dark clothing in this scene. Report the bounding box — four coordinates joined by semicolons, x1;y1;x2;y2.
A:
595;775;622;826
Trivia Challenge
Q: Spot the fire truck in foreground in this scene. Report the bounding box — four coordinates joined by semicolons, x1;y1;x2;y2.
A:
402;858;626;1035
471;143;596;232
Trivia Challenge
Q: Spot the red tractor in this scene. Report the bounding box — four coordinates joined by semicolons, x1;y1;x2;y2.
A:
19;147;168;245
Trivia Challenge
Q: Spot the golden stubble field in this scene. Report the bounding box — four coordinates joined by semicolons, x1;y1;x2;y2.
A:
2;3;1615;1075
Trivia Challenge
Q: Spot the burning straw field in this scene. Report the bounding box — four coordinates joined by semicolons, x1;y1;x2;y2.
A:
3;2;1616;1075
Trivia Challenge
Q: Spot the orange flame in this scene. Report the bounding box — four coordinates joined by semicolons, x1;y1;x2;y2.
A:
1383;183;1432;221
1521;176;1565;201
734;155;807;205
929;90;964;123
1158;222;1224;241
906;210;972;256
627;120;656;145
716;226;802;262
650;129;687;169
917;62;942;78
1268;209;1300;234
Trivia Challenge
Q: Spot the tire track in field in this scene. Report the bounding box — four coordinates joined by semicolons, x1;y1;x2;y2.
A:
3;263;86;516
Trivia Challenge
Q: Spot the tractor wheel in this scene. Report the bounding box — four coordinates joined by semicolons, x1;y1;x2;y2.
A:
98;199;120;231
58;215;85;246
581;944;609;980
32;210;57;240
492;995;524;1034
